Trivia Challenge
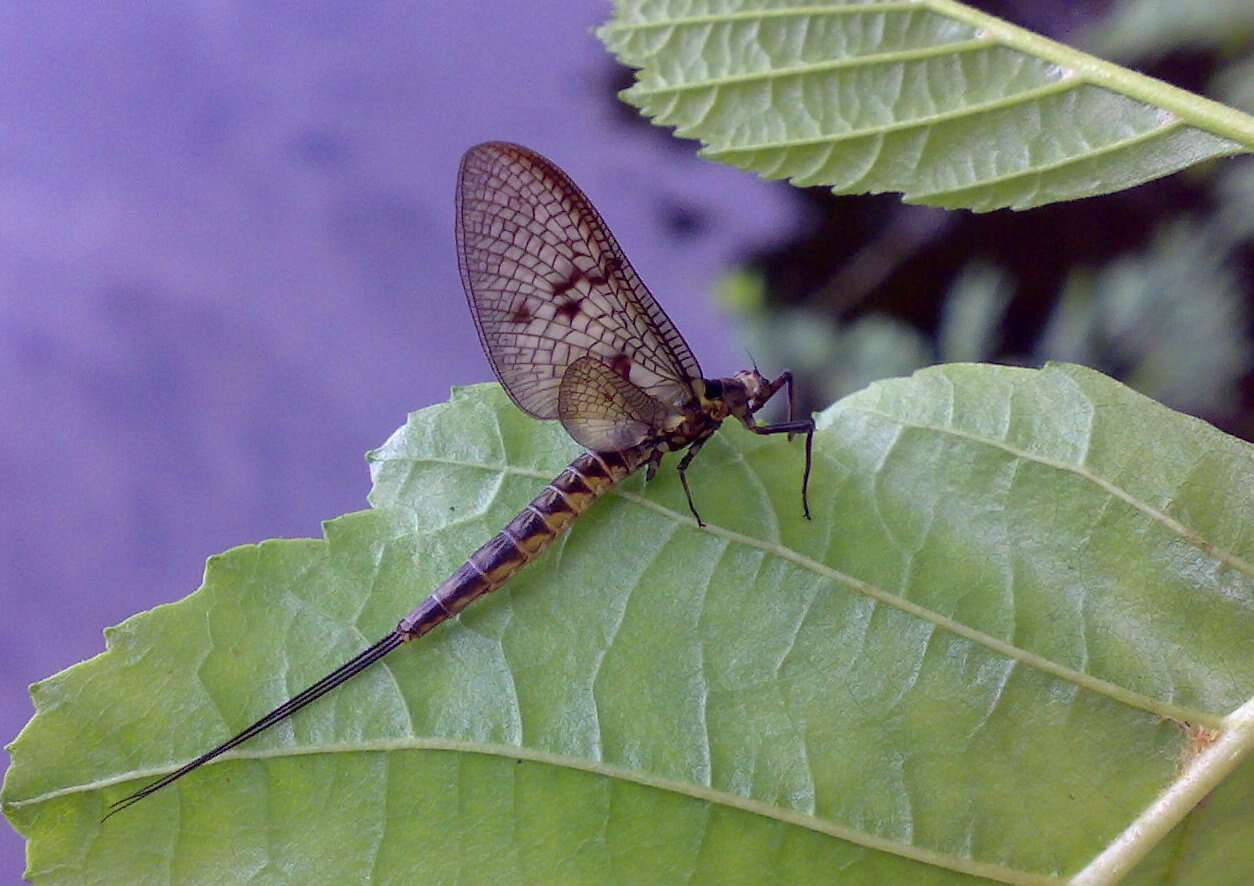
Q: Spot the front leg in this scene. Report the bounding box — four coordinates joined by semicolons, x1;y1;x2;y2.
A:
754;371;799;439
744;416;815;521
780;371;798;440
744;369;815;520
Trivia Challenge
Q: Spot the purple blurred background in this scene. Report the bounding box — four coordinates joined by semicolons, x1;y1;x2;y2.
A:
0;3;798;871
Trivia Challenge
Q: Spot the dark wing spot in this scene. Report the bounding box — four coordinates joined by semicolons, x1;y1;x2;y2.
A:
609;352;632;381
551;266;582;297
555;298;583;321
510;303;533;323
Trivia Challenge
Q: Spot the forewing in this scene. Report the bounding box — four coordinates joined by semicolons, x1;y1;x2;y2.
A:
557;356;673;452
456;142;703;419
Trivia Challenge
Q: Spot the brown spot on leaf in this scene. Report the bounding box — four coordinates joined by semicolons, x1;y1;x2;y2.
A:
1179;723;1221;772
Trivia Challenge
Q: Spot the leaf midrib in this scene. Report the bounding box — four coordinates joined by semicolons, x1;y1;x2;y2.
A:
11;738;1060;885
33;696;1254;882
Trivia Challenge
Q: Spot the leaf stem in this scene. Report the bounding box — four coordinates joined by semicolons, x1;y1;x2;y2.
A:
1072;696;1254;883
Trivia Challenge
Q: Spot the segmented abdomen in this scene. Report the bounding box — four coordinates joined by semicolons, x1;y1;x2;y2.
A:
397;446;648;638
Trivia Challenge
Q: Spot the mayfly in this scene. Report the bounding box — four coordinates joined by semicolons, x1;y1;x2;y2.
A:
107;142;814;817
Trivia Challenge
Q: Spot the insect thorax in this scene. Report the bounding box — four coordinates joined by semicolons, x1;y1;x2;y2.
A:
698;375;756;423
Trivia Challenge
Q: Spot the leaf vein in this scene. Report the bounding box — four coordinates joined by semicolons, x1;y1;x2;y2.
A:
846;405;1253;577
30;738;1063;885
601;3;930;34
701;77;1078;160
630;38;989;98
392;454;1222;727
907;118;1193;204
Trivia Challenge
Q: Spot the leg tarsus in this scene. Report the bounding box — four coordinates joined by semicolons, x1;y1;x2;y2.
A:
800;423;813;520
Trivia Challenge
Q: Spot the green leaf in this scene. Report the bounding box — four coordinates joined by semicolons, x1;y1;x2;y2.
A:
597;0;1254;210
4;366;1253;883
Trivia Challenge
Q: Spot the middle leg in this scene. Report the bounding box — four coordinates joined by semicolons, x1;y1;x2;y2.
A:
676;437;711;527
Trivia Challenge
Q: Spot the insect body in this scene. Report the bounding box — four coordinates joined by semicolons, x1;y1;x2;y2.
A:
108;142;814;816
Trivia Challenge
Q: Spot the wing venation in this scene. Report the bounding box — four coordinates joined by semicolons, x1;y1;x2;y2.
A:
456;142;703;420
557;355;673;452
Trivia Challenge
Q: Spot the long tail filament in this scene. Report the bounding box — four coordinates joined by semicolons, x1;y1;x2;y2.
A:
104;631;406;820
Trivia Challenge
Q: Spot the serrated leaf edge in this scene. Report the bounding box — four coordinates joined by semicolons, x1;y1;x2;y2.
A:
600;0;1254;209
